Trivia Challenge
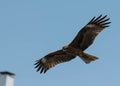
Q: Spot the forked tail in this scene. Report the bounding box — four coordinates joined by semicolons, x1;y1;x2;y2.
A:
79;52;98;64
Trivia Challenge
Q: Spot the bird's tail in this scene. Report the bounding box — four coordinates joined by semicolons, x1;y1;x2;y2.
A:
79;52;98;64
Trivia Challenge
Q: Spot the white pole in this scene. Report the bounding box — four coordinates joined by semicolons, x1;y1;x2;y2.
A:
0;71;15;86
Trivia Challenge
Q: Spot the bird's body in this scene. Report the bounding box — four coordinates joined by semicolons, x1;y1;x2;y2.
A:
34;15;111;73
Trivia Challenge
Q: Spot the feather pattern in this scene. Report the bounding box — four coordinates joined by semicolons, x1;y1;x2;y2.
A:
34;50;75;73
69;15;111;50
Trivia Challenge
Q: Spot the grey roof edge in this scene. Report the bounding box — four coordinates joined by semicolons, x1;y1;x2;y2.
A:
0;71;15;76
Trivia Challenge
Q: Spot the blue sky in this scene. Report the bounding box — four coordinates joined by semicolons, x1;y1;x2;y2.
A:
0;0;120;86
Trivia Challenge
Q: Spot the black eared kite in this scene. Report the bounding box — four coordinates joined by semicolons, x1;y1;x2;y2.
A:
34;15;111;74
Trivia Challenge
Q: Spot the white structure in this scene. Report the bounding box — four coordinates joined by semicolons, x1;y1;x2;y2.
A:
0;71;15;86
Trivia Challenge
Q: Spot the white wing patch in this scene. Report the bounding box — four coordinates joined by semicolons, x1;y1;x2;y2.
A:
86;24;96;28
41;58;46;63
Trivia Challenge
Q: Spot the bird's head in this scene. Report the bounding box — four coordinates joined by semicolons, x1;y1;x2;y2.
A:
62;45;69;51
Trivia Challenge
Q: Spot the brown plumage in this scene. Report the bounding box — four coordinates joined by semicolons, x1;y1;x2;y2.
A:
34;15;111;74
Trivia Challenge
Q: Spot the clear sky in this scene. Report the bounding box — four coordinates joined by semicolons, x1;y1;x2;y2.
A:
0;0;119;86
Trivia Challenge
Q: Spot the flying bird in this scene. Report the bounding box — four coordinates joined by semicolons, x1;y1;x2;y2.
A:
34;15;111;74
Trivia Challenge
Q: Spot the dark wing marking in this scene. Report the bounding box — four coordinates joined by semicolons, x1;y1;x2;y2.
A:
69;15;111;51
34;50;75;73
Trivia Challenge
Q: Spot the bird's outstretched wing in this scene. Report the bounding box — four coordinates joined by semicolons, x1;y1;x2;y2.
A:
69;15;111;51
34;50;75;73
